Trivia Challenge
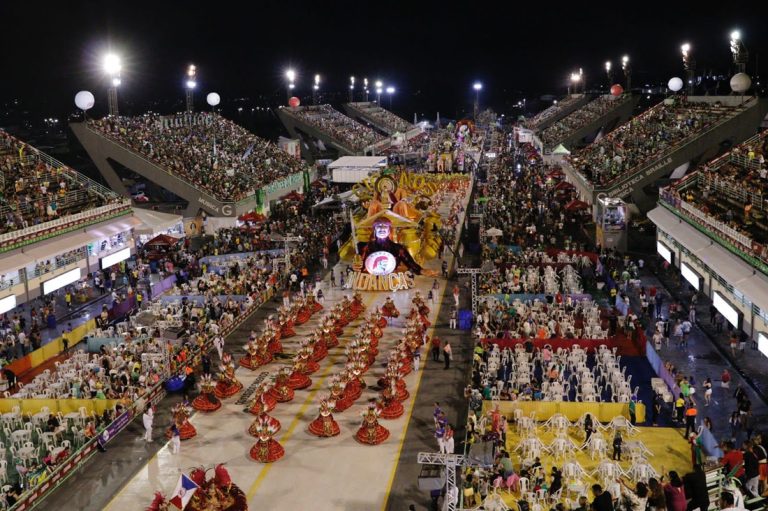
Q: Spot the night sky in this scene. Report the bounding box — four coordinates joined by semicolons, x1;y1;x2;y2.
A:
0;1;765;121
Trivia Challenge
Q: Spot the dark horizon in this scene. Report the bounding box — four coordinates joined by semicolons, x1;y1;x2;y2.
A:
0;2;766;123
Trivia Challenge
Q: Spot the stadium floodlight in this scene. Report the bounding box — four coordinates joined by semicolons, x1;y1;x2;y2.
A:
103;54;121;76
681;43;695;94
103;53;122;116
375;80;383;89
312;74;321;104
621;55;632;91
386;86;395;108
286;69;296;82
185;64;197;112
473;82;482;118
605;61;611;72
730;29;748;74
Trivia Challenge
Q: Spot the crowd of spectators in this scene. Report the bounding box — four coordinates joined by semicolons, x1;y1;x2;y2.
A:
526;95;584;130
287;104;385;151
347;102;413;133
540;95;629;148
569;98;739;186
0;131;121;235
661;131;768;261
89;113;307;202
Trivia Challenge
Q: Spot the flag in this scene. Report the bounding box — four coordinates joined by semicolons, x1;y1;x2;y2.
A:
169;474;199;510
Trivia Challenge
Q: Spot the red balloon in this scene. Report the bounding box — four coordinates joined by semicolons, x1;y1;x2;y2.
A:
610;84;624;96
288;96;301;108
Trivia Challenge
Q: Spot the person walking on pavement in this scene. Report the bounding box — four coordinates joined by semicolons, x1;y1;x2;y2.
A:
449;307;457;329
685;402;698;438
443;341;452;369
142;406;154;442
704;377;713;406
430;336;441;362
214;335;224;360
441;260;448;278
170;422;181;454
655;293;664;317
452;285;460;308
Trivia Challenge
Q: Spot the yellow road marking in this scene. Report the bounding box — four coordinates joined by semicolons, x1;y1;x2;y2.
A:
379;279;447;511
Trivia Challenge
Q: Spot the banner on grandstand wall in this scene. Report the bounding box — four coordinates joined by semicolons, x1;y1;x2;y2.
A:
517;130;534;143
263;171;304;197
98;410;133;446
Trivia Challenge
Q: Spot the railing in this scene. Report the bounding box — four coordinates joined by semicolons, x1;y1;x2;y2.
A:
659;191;768;276
573;99;755;192
84;123;241;206
30;247;87;277
527;95;584;129
10;275;283;511
0;201;132;253
541;95;634;149
0;270;24;292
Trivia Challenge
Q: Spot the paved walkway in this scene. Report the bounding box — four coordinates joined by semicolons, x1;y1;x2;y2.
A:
622;263;768;445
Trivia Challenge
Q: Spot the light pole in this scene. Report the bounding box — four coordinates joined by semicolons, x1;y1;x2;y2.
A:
349;76;355;102
313;74;320;105
103;53;121;116
386;86;395;109
185;64;197;113
364;78;369;101
579;68;584;93
206;92;221;159
473;82;482;119
681;43;695;94
569;73;580;96
605;61;613;86
622;55;632;92
730;30;748;74
375;80;383;104
285;68;296;101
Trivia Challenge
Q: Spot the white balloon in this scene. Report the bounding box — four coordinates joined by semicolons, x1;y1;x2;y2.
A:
74;90;95;111
730;73;752;93
206;92;221;107
667;77;684;92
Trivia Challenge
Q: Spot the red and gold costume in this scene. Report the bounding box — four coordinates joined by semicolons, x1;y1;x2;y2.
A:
307;396;341;437
248;417;284;463
248;383;277;414
192;374;222;412
165;403;197;440
295;299;312;325
268;369;295;403
279;311;296;339
214;353;243;399
349;292;365;317
287;358;312;390
307;291;323;313
355;402;390;445
238;339;272;370
379;381;405;419
147;464;247;511
381;297;400;319
248;411;281;437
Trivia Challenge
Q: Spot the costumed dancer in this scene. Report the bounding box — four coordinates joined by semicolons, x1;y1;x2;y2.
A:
214;353;243;399
286;356;312;390
248;394;281;436
192;374;222;412
268;368;295;403
165;402;196;440
355;401;390;445
307;395;341;437
249;416;285;463
381;297;400;320
248;381;277;414
379;379;405;420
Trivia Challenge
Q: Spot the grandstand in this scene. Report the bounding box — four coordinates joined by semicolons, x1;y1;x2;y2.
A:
536;94;638;153
0;130;136;308
276;104;387;163
648;130;768;343
526;94;591;131
71;113;312;217
557;95;768;208
342;102;414;135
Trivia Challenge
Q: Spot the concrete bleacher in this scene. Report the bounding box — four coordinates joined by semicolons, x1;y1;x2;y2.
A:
539;94;638;153
342;102;414;136
526;94;591;131
558;95;768;209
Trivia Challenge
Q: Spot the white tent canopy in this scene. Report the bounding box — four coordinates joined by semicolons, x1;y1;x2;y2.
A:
552;144;571;155
133;208;184;236
329;156;388;184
